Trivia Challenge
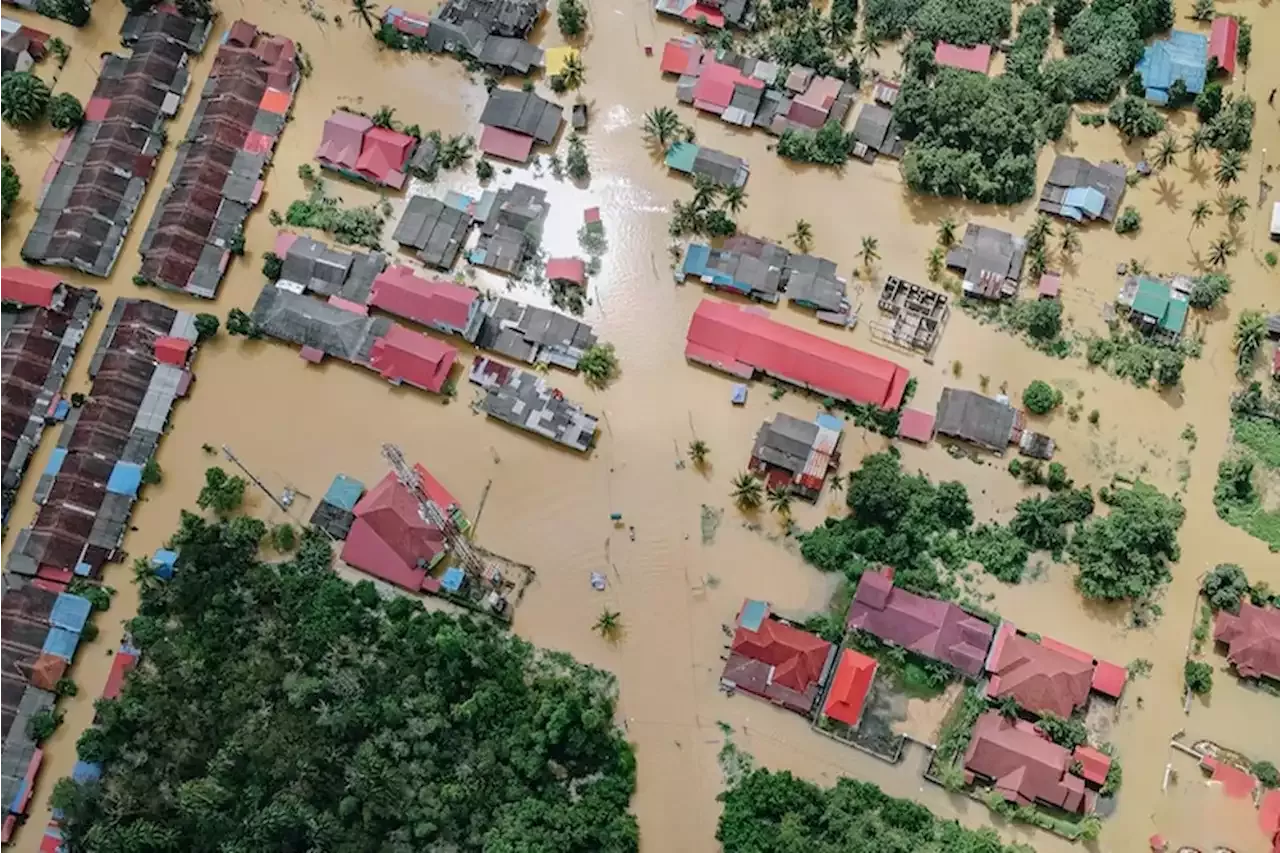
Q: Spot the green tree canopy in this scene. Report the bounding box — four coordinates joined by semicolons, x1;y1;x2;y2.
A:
1201;563;1250;612
1071;481;1185;601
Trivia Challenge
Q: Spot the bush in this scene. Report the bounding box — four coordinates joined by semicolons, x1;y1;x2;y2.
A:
48;92;84;131
557;0;586;37
1188;273;1231;309
1022;380;1058;414
476;158;494;180
197;466;247;516
140;456;162;486
1253;760;1279;789
1183;659;1213;695
1202;563;1250;612
1108;95;1165;140
28;708;62;742
194;313;219;342
1036;713;1088;748
1;71;51;127
579;342;619;388
271;523;297;552
1114;207;1142;234
2;153;19;222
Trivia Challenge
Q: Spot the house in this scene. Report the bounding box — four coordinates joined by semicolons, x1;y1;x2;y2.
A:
1039;155;1128;223
473;297;597;370
368;325;456;394
934;388;1018;454
137;21;300;299
383;6;430;38
2;17;47;73
821;648;877;729
468;356;598;452
845;568;994;676
872;79;900;106
546;257;586;288
252;279;390;364
679;243;782;303
1208;17;1238;75
660;35;704;75
945;224;1026;301
340;467;451;592
1213;603;1280;681
367;265;481;339
478;89;562;162
1135;30;1208;104
748;412;842;501
786;271;849;318
1119;275;1189;342
984;630;1094;718
316;111;416;189
118;6;214;51
276;233;388;303
850;103;904;162
653;0;727;30
22;11;208;277
934;42;992;74
685;299;911;409
421;0;545;74
689;60;763;119
393;195;474;269
1037;272;1061;300
721;599;835;716
897;408;936;444
470;182;547;274
664;142;749;188
963;712;1089;813
1072;745;1112;788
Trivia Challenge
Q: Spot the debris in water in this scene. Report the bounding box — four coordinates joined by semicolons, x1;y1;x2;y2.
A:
590;572;607;591
700;504;723;544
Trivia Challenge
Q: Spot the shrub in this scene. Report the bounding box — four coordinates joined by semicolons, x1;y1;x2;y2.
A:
48;92;84;131
1253;760;1279;789
1202;563;1250;612
1072;481;1184;602
1114;207;1142;234
1189;273;1231;309
2;153;19;222
1;71;51;127
1036;713;1088;748
141;457;162;486
1022;380;1058;414
194;313;220;342
1108;95;1165;140
1183;659;1213;695
557;0;586;37
476;158;494;180
579;342;619;388
28;708;62;742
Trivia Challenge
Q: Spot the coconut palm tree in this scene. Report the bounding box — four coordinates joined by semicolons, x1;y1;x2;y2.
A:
1189;200;1211;239
350;0;380;30
1025;213;1052;252
731;472;763;510
560;53;586;89
1;71;51;128
1058;223;1081;259
856;30;882;60
824;12;853;46
1187;126;1211;159
789;219;814;254
1150;132;1180;171
1027;245;1048;280
1221;193;1248;225
594;608;623;643
688;439;710;467
371;105;397;129
1233;309;1266;376
1215;150;1243;187
643;106;681;149
858;235;880;271
767;485;792;518
720;184;747;215
691;174;720;211
937;217;958;247
926;247;944;282
1207;234;1235;267
828;474;845;497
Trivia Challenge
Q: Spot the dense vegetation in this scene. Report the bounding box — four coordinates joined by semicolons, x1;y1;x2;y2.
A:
1215;383;1280;551
717;767;1032;853
1;153;18;222
1071;481;1185;603
284;180;386;249
53;514;638;853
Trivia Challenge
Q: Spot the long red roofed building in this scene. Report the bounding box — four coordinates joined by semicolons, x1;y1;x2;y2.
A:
964;712;1089;812
368;265;479;338
721;599;834;716
686;299;910;410
1208;17;1238;75
985;626;1094;718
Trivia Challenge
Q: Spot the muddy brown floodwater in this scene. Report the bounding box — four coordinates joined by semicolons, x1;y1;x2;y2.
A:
3;0;1278;850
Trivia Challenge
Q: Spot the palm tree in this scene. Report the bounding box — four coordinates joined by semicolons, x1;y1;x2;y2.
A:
856;30;882;60
560;53;586;89
937;217;958;247
767;485;792;518
720;184;747;215
827;474;845;498
371;105;397;129
1;71;51;128
1207;234;1235;267
594;609;623;643
688;439;710;467
731;472;763;510
789;219;814;254
1027;245;1048;280
691;174;720;211
643;106;681;149
1233;309;1266;376
823;12;852;45
1215;150;1243;187
1151;133;1180;171
1025;213;1052;252
350;0;380;30
1221;193;1248;225
858;235;880;272
1187;126;1211;159
1058;224;1081;259
926;247;944;282
1189;200;1211;239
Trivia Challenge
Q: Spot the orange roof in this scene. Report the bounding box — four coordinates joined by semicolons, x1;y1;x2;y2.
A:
822;649;877;727
258;87;291;115
730;605;831;694
1071;745;1111;786
1090;659;1127;698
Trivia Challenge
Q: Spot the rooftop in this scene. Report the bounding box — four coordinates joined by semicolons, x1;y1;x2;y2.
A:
934;388;1018;453
479;88;563;144
722;599;834;715
1208;17;1238;74
1040;155;1127;223
367;265;479;335
469;356;598;451
945;224;1026;300
934;42;992;74
964;712;1087;812
340;467;449;591
822;648;877;728
1214;603;1280;680
985;628;1094;718
1136;29;1208;103
393;195;474;269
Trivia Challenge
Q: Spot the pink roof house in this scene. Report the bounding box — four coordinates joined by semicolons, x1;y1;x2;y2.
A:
546;257;586;286
479;125;536;163
368;325;457;394
368;265;479;337
340;469;448;591
788;76;843;128
355;126;415;189
315;110;371;170
660;37;704;75
1209;17;1238;74
692;61;761;115
935;42;992;74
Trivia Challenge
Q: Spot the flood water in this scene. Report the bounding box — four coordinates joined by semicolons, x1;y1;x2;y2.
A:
3;0;1278;850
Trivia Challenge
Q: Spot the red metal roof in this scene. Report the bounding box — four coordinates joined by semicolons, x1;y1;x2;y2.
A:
934;42;992;74
226;19;258;46
986;630;1093;718
723;600;831;713
259;87;291;115
686;299;910;409
316;110;372;170
1209;17;1238;74
1071;745;1111;786
478;124;535;163
369;265;477;331
101;648;138;701
1090;659;1127;698
356;126;414;188
1037;272;1061;299
546;257;586;285
822;648;877;728
692;61;761;111
898;408;935;444
153;336;191;366
1202;756;1258;799
369;324;457;394
1259;789;1280;847
1214;603;1280;680
2;267;62;308
659;38;702;75
965;712;1086;812
340;469;447;591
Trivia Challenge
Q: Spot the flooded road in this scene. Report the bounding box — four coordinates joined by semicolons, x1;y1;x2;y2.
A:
3;0;1278;850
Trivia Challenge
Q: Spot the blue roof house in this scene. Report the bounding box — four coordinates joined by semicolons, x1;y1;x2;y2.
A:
1136;30;1209;105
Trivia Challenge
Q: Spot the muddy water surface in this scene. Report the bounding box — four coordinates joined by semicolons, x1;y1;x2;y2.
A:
3;0;1278;850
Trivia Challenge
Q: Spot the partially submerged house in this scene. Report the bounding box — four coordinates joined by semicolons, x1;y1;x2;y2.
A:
2;17;47;73
718;235;850;321
679;243;782;303
654;0;753;30
468;356;598;452
6;300;199;580
963;712;1090;813
422;0;545;75
137;20;300;299
367;265;482;339
315;110;418;190
748;412;843;501
850;103;905;162
473;297;597;370
1213;603;1280;681
876;276;950;353
946;224;1027;301
721;599;835;716
934;42;992;75
664;141;749;188
685;299;910;409
934;388;1018;454
469;182;547;274
393;195;474;269
1039;155;1127;224
1135;30;1208;104
478;88;562;163
1;269;99;525
276;232;388;303
821;648;878;730
986;622;1128;717
546;257;586;288
22;11;210;276
1117;275;1190;343
845;567;995;676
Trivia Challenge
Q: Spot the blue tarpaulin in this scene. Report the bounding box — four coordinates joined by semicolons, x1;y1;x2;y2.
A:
106;461;143;497
49;593;92;634
681;243;712;278
323;474;365;512
74;561;92;577
44;448;67;477
441;566;466;592
71;761;102;784
53;399;70;421
1136;30;1208;100
1062;186;1106;220
815;413;845;433
740;599;768;631
152;548;177;580
41;627;80;661
731;384;748;404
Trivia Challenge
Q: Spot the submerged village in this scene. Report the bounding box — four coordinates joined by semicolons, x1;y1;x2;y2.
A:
1;0;1279;849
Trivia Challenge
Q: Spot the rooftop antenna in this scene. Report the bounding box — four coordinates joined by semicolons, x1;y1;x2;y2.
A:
381;442;488;582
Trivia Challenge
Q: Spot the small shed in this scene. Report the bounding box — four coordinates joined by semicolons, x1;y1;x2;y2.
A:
546;257;587;287
1037;272;1061;300
898;408;936;444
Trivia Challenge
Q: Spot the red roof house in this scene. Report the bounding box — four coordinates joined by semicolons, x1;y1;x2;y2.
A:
844;568;994;676
1201;756;1258;799
692;61;762;114
897;408;935;444
368;265;478;336
478;124;536;163
721;599;834;715
1072;745;1112;787
1209;17;1238;74
368;324;457;394
934;42;992;74
964;712;1088;812
986;627;1093;718
101;647;139;701
153;336;192;366
315;110;372;170
340;467;450;591
546;257;586;286
660;37;704;75
685;299;911;410
1213;602;1280;680
822;648;877;728
354;126;415;189
2;268;63;308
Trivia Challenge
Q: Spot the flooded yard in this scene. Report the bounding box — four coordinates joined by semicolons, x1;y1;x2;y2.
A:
3;0;1279;850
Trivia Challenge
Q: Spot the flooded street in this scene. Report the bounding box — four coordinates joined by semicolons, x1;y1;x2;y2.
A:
3;0;1278;850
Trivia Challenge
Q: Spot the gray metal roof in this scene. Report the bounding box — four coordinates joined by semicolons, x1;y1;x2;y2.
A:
1041;155;1128;222
474;297;596;368
479;88;563;144
751;413;818;473
281;236;355;296
692;147;749;188
393;196;473;269
935;388;1017;452
469;358;597;452
787;272;846;312
251;283;389;363
852;103;904;158
944;224;1027;292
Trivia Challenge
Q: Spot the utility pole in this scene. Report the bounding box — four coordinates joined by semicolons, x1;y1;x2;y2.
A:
221;445;292;514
